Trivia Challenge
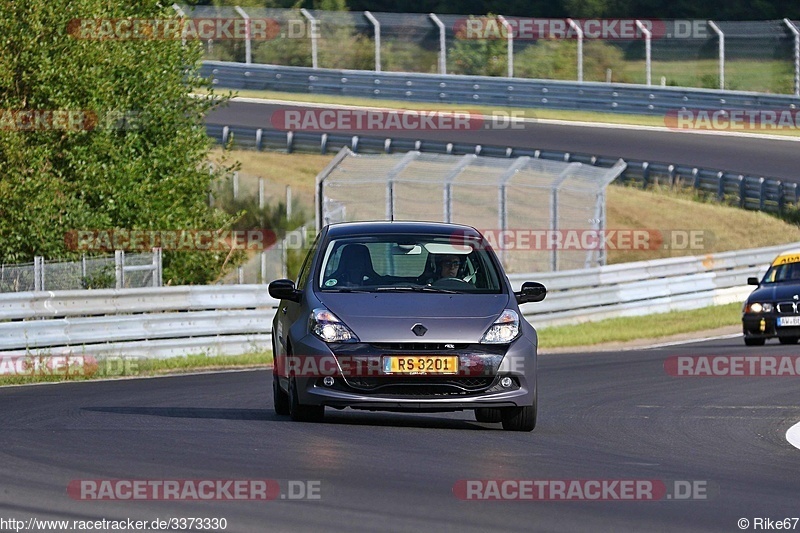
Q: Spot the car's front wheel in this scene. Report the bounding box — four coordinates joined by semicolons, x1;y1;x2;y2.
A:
501;404;536;432
273;375;290;416
744;336;766;346
288;377;324;423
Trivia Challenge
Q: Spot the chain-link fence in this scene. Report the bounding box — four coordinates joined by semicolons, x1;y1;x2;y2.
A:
315;148;626;272
180;5;800;94
0;250;162;293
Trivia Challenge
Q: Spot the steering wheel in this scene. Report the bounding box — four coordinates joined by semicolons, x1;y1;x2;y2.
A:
433;277;473;288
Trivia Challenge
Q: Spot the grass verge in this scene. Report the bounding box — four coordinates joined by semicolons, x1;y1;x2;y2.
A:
536;302;741;349
0;352;272;386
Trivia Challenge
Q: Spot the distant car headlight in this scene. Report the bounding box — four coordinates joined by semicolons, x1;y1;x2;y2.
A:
309;308;359;343
746;302;773;313
480;309;520;344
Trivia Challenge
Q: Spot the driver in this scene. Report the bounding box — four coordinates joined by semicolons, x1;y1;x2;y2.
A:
435;254;462;280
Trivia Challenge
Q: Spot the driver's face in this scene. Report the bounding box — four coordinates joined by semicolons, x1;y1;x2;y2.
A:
438;256;461;277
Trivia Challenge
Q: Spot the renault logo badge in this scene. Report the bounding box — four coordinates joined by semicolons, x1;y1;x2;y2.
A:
411;324;427;336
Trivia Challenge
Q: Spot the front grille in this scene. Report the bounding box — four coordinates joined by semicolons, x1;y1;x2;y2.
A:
777;302;799;314
335;376;495;396
370;343;470;351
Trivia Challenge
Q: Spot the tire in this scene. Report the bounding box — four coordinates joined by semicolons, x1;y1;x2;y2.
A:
288;377;324;423
501;404;536;432
475;408;503;423
779;336;799;345
273;374;290;416
744;336;766;346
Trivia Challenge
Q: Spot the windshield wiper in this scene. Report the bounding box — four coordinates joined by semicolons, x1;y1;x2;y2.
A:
375;285;460;294
324;288;373;293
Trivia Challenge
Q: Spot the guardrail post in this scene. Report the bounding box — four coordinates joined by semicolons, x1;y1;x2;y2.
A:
778;181;786;214
429;14;446;74
692;168;700;191
286;131;294;153
635;20;652;86
498;15;514;77
716;171;725;201
667;164;676;188
233;6;252;64
785;19;800;96
321;133;328;154
300;8;318;69
364;11;381;72
641;161;650;189
708;21;725;90
115;250;124;289
255;128;263;151
759;177;767;211
738;175;745;208
567;19;583;82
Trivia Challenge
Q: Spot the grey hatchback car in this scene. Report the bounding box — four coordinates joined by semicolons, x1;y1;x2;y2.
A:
268;221;546;431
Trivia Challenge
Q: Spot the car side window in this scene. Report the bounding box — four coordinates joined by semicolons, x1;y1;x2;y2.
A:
296;234;320;288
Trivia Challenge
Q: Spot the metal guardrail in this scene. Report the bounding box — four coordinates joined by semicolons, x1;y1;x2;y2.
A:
512;242;800;327
2;242;797;356
202;61;800;116
207;124;799;215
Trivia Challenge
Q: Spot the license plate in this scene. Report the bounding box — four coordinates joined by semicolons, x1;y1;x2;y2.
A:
382;355;459;374
777;316;800;327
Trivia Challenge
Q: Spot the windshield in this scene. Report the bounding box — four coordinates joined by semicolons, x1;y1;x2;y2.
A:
317;234;503;293
761;261;800;284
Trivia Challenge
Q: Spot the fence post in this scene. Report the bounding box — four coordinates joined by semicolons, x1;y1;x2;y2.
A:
364;11;381;72
259;177;265;209
498;15;513;77
261;251;268;284
233;6;252;64
635;20;652;86
152;248;162;287
759;177;767;211
115;250;125;289
233;171;239;200
429;14;446;74
567;19;583;82
300;8;318;69
785;19;800;97
34;256;44;291
708;21;725;90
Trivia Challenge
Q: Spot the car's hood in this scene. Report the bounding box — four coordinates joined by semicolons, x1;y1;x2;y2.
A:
748;283;800;302
316;292;512;343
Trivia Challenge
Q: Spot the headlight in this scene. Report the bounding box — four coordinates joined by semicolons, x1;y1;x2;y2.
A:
480;309;520;344
746;302;773;313
309;308;359;343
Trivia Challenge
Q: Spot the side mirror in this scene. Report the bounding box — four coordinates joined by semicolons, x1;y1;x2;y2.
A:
747;277;760;286
269;279;301;302
515;281;546;305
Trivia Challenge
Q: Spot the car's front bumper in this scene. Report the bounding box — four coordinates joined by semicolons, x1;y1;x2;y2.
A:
283;334;537;411
742;313;800;339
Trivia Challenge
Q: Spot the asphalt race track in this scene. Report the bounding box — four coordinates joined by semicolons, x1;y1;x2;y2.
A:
2;336;800;532
208;100;800;181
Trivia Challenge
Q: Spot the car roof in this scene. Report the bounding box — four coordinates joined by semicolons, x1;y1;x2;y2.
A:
772;249;800;266
324;220;482;239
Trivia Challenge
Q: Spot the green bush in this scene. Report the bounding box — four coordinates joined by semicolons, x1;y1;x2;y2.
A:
0;0;241;284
